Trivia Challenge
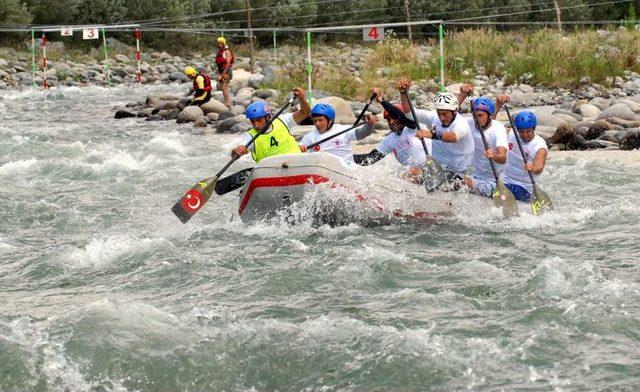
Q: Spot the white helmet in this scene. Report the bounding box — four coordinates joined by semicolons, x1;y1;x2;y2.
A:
434;92;458;111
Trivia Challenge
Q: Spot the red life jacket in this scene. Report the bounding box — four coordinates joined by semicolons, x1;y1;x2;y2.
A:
215;48;235;71
193;73;212;92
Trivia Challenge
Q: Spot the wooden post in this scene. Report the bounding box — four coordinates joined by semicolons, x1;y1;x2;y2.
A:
553;0;563;34
404;0;413;43
245;0;254;73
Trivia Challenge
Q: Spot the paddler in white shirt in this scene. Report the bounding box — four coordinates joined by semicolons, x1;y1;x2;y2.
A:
299;103;377;163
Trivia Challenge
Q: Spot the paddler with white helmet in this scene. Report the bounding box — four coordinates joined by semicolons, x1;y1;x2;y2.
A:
299;103;377;162
397;79;474;188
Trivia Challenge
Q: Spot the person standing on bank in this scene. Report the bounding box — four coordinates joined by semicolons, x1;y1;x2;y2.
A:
215;36;234;109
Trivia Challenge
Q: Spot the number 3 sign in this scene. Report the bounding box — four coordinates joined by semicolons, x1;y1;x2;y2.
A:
83;28;99;40
363;26;384;41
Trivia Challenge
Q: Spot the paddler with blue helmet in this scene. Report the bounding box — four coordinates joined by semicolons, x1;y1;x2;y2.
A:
299;103;377;162
502;110;549;202
231;87;310;163
464;96;509;197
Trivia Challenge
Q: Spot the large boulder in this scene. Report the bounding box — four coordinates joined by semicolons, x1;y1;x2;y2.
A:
234;87;255;102
597;103;640;121
574;103;601;119
114;109;136;119
216;115;251;133
200;100;229;115
145;94;182;108
177;106;204;122
619;129;640;150
229;69;252;91
168;72;189;83
314;96;357;125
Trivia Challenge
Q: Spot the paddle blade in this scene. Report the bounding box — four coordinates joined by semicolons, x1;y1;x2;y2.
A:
422;157;448;193
171;176;218;223
492;181;520;218
531;187;554;215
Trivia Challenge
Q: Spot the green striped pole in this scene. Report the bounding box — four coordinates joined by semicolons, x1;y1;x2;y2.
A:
102;28;111;87
306;31;313;103
439;23;445;92
31;30;36;88
272;30;277;62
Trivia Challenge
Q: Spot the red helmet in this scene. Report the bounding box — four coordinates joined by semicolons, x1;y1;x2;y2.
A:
383;103;404;120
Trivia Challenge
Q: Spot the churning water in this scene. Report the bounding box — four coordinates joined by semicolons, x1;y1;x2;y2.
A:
1;86;640;391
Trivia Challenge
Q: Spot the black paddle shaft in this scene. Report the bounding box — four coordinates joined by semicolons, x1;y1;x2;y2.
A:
402;89;431;157
503;104;539;187
215;97;297;178
470;101;501;182
305;93;377;150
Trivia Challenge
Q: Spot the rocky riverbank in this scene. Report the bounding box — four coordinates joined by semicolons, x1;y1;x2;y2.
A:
1;40;640;150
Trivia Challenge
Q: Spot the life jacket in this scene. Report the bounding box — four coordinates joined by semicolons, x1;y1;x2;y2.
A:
193;73;212;92
215;47;235;71
248;118;300;163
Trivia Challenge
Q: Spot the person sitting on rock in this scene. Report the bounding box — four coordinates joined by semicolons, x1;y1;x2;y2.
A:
354;88;432;184
503;111;549;202
232;87;310;163
215;36;234;109
463;96;509;197
184;66;212;106
397;78;474;187
299;103;377;163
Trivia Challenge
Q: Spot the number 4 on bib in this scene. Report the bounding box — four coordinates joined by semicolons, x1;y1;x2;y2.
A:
270;136;279;147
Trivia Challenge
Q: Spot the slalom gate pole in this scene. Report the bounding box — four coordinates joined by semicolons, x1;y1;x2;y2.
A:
102;28;112;87
41;33;49;89
439;23;445;92
31;30;37;88
135;28;142;83
306;30;313;103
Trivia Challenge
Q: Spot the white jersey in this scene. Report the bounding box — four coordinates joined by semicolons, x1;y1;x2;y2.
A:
377;124;432;167
300;124;358;162
412;109;474;175
467;117;509;182
239;113;297;153
502;133;548;193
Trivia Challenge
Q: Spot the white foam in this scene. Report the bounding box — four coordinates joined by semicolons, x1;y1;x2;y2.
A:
147;133;188;155
0;158;38;175
60;235;172;269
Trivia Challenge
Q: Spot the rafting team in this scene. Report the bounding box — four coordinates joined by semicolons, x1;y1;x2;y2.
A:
184;37;547;203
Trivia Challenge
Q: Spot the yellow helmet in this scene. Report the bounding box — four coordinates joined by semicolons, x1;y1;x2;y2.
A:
216;36;226;45
184;66;197;77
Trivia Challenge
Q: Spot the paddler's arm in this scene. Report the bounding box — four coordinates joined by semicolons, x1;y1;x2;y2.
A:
457;84;474;109
416;125;467;143
527;148;548;175
291;87;311;124
494;94;509;120
352;114;377;140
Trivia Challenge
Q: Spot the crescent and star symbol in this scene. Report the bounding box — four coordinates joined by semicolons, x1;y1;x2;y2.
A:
182;189;204;213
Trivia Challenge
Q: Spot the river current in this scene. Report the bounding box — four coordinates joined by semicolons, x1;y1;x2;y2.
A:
1;86;639;391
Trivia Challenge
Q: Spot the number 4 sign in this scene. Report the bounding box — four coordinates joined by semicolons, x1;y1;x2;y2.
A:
363;26;384;41
83;28;99;40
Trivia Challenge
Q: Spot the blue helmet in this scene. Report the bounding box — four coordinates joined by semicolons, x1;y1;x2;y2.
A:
245;101;271;120
310;103;336;121
472;97;495;115
514;110;537;129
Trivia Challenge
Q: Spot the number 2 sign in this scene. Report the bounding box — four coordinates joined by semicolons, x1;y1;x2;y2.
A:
363;26;384;41
61;27;73;36
83;28;99;40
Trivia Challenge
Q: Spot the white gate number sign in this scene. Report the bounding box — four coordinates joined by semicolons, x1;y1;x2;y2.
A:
83;28;99;40
61;27;73;36
363;26;384;41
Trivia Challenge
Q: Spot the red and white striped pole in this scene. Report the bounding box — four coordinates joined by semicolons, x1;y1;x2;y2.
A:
41;33;49;89
135;28;142;83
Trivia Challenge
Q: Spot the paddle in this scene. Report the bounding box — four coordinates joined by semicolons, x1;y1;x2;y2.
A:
171;97;297;223
305;92;377;150
504;104;554;215
470;100;519;218
214;93;378;196
401;89;448;192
